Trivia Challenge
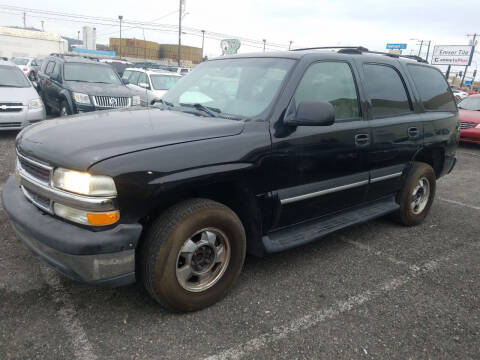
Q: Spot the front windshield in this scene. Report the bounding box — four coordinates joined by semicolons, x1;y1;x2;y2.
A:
163;57;294;118
151;75;180;90
12;58;29;66
458;97;480;111
0;66;31;87
64;63;122;85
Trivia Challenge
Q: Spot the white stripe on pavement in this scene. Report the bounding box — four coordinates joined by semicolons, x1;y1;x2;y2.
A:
203;244;474;360
439;197;480;211
41;266;97;360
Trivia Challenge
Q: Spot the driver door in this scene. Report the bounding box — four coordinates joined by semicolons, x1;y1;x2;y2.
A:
271;60;370;228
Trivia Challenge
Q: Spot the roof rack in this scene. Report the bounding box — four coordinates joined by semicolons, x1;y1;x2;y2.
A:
49;53;100;61
291;46;428;63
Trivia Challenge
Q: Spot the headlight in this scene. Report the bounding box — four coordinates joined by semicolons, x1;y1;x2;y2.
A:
72;92;91;104
52;168;117;196
29;98;43;109
476;124;480;129
132;95;141;106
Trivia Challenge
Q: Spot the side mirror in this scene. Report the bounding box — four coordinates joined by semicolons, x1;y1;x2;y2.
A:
138;82;150;89
285;101;335;127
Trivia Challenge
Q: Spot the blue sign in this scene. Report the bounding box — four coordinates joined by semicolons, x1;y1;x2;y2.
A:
72;48;116;57
465;80;472;85
386;43;407;50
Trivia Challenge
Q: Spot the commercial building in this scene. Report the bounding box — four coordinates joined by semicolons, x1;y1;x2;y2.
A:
0;26;67;59
109;38;202;65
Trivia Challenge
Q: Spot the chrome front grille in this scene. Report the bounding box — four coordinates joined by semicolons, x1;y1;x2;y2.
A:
460;122;475;129
21;186;52;213
92;96;131;108
17;153;52;185
0;103;23;113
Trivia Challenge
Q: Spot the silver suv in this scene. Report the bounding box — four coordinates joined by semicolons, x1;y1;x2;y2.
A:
122;68;181;106
0;60;46;130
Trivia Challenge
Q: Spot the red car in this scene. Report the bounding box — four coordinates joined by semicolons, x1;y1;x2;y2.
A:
459;94;480;144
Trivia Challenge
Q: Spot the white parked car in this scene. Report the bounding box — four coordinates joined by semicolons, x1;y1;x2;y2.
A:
122;68;181;106
11;57;42;81
0;59;46;130
452;88;468;102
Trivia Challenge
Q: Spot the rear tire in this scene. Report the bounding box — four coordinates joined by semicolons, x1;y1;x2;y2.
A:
394;162;436;226
139;198;246;312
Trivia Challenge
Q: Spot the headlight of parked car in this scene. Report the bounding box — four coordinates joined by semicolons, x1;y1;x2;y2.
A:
29;98;43;109
132;96;141;106
52;168;117;196
72;92;91;104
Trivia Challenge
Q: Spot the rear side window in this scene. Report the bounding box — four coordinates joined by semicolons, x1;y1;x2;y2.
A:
45;61;56;75
363;64;412;118
293;61;361;120
128;71;140;85
407;65;456;112
122;70;131;82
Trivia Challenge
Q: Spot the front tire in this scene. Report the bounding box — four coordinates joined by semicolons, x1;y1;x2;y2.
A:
394;162;436;226
139;199;246;312
59;100;71;117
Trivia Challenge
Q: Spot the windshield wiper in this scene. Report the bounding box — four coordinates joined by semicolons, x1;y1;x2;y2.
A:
180;103;221;117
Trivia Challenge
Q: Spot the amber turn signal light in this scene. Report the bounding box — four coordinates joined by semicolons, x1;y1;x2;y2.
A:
86;211;120;226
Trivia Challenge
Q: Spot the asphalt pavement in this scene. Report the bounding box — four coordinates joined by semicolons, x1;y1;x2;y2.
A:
0;129;479;360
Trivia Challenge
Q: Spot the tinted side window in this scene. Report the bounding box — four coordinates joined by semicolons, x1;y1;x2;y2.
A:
138;72;148;85
363;64;412;118
51;62;60;79
128;71;140;85
122;70;131;82
293;62;360;120
407;65;456;111
45;61;55;75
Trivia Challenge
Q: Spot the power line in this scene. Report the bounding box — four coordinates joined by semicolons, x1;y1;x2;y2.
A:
0;4;290;49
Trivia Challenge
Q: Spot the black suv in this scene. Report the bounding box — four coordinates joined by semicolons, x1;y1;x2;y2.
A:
37;55;140;116
3;47;458;312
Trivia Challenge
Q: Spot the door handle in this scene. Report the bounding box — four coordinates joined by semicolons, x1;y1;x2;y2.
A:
408;127;419;138
355;134;370;147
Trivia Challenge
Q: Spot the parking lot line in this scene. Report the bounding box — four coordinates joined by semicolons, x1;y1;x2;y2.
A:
439;197;480;211
203;242;477;360
41;266;97;360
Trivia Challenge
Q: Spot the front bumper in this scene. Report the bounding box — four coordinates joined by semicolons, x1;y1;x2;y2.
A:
0;106;46;130
460;128;480;144
2;175;142;286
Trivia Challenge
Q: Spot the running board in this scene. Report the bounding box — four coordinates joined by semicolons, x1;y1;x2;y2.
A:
262;197;399;253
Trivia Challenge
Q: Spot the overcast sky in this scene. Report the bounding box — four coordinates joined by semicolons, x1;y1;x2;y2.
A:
0;0;479;73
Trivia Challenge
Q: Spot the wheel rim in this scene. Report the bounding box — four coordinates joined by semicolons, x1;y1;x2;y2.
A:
60;106;68;117
176;228;231;292
410;176;430;215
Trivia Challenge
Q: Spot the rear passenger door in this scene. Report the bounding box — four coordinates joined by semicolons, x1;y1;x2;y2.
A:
359;62;424;201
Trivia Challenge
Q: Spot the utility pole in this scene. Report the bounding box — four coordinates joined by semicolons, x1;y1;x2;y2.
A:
201;29;205;60
41;20;44;32
118;15;123;59
461;33;478;87
289;40;293;50
417;40;424;57
77;30;80;40
178;0;183;66
425;40;432;63
263;39;266;52
23;12;26;28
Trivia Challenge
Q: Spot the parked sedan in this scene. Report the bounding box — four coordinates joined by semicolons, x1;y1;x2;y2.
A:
11;57;42;81
458;94;480;144
0;60;46;130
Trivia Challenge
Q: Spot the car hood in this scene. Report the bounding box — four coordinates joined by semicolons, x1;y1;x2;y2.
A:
459;109;480;124
0;86;39;105
16;107;245;171
63;81;133;97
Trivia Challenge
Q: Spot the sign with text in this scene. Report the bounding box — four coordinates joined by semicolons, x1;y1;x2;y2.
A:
386;43;407;50
221;39;241;55
431;45;474;66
